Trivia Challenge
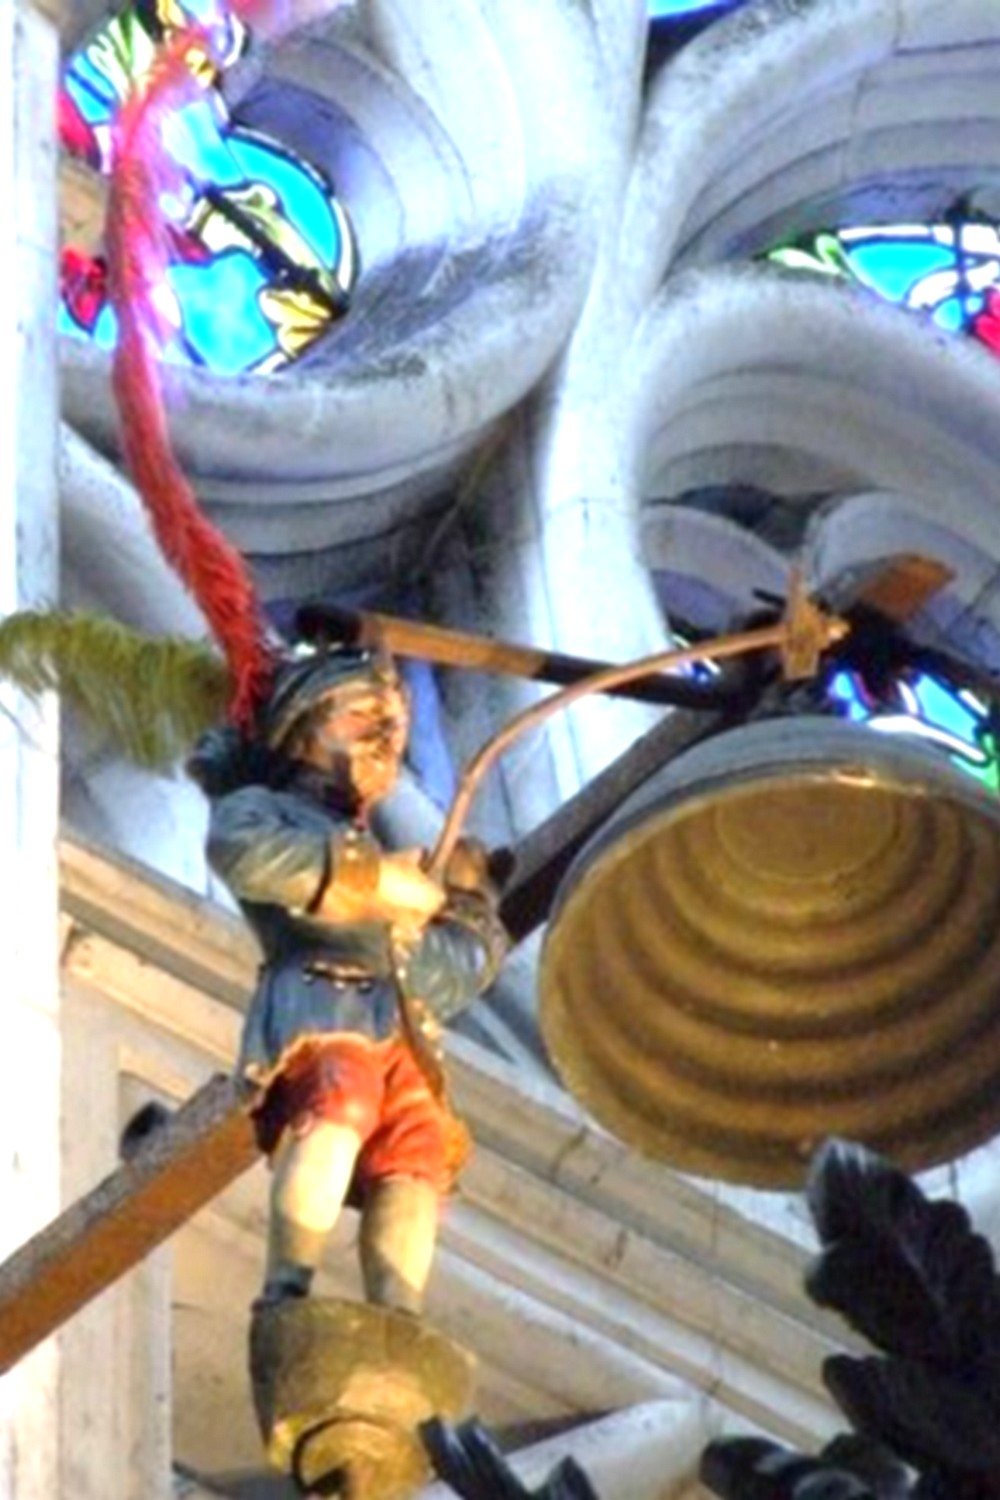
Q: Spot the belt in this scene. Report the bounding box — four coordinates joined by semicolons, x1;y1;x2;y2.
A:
302;960;380;993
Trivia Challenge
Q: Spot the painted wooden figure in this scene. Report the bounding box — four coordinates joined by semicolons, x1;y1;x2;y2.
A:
193;645;507;1317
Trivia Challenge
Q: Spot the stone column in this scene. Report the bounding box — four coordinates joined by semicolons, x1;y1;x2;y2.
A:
0;3;60;1497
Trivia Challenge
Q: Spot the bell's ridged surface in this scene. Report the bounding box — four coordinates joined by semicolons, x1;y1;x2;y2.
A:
540;720;1000;1188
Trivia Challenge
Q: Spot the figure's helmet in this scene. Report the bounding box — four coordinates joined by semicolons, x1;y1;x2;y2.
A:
257;644;410;809
188;637;408;802
260;645;405;758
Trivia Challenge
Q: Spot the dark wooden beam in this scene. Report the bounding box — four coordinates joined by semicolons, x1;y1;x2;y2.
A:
294;600;740;712
0;708;720;1372
0;1075;257;1375
499;706;725;942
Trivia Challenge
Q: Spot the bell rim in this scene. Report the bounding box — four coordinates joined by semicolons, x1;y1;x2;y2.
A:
539;716;1000;1189
544;717;1000;933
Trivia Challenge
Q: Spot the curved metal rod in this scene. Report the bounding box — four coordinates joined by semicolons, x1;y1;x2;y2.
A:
427;597;849;880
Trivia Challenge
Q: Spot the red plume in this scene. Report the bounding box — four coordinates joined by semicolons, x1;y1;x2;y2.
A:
104;28;275;727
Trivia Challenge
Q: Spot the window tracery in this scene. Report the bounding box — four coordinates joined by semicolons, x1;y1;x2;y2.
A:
59;0;357;374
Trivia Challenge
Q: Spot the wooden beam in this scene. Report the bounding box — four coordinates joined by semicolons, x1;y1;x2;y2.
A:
0;709;721;1371
499;706;726;942
294;601;740;712
0;1075;257;1375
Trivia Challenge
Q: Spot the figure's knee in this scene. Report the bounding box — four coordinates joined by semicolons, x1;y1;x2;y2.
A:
359;1175;442;1314
271;1120;361;1232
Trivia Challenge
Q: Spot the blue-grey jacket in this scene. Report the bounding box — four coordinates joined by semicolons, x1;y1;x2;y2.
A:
206;783;507;1084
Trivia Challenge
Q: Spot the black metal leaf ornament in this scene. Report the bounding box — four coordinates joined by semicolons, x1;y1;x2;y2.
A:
702;1137;1000;1500
805;1139;1000;1366
422;1418;601;1500
700;1434;890;1498
806;1140;1000;1488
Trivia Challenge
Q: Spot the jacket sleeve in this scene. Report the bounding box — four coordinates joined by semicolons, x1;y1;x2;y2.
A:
206;785;332;913
399;889;509;1024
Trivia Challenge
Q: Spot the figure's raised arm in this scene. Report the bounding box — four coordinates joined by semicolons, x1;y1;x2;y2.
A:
310;841;446;928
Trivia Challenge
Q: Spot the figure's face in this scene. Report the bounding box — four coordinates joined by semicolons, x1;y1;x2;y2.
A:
292;680;409;807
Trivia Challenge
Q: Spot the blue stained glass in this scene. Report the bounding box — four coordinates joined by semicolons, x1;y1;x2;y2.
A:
58;0;358;374
226;135;341;267
934;296;975;333
65;55;121;123
161;97;241;184
827;669;869;724
168;252;276;371
665;629;721;682
842;240;956;303
907;676;988;753
838;231;990;332
182;0;228;21
649;0;749;15
649;0;735;13
767;216;1000;354
59;251;283;374
826;666;1000;790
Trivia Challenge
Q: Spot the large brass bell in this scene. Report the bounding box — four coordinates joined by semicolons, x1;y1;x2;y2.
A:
540;717;1000;1188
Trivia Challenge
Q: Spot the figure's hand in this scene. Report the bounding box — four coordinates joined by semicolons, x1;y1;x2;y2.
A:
376;849;446;922
444;836;492;894
312;844;444;929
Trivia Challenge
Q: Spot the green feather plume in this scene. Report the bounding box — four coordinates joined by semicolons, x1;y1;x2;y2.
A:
0;610;231;771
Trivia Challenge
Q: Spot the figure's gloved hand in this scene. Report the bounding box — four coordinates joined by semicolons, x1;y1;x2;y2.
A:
377;848;447;922
312;842;444;930
443;838;514;907
443;836;493;895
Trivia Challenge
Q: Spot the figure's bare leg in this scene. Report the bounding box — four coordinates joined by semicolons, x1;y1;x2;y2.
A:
263;1121;361;1303
359;1176;440;1314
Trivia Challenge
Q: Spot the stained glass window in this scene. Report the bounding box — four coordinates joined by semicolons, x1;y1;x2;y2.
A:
766;214;1000;357
59;0;358;374
649;0;747;16
826;665;1000;792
